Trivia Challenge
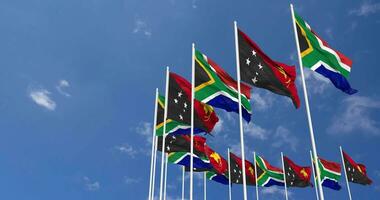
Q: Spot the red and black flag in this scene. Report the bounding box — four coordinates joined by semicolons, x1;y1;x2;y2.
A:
168;72;219;133
157;134;206;154
204;145;228;175
237;28;300;108
283;156;312;187
229;152;256;185
342;150;372;185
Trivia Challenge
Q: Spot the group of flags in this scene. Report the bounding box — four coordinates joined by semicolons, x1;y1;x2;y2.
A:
148;5;371;200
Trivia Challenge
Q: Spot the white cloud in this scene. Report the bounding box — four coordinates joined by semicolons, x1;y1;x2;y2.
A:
350;1;380;16
328;96;380;135
251;92;274;111
272;126;298;152
244;123;269;140
261;186;291;197
324;28;333;39
56;79;71;97
136;122;153;144
124;177;141;184
213;118;223;134
302;69;330;94
191;0;197;8
133;19;152;37
83;176;100;191
115;143;138;158
29;88;56;111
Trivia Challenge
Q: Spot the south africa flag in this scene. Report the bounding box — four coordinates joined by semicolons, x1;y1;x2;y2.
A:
318;157;342;190
255;155;284;187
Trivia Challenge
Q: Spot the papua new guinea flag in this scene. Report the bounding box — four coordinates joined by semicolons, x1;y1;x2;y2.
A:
237;28;300;108
342;150;372;185
283;156;312;187
294;11;357;95
167;72;219;133
318;157;342;190
194;49;252;122
255;154;285;187
156;134;206;154
156;94;202;136
204;145;228;175
229;152;256;185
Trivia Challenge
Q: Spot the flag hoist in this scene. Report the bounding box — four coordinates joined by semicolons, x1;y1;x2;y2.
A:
233;21;249;200
190;43;195;200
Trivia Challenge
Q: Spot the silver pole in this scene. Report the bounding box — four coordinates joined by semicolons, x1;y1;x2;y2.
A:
254;152;259;200
281;152;288;200
182;166;185;200
204;172;207;200
289;4;324;200
190;43;195;200
228;148;232;200
151;136;158;200
340;146;353;200
310;150;320;200
233;20;248;200
148;89;159;200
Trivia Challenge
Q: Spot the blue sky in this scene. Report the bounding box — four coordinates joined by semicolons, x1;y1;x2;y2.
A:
0;0;380;199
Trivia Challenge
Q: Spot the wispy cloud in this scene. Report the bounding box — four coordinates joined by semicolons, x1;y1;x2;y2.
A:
114;143;138;158
56;79;71;97
133;19;152;37
136;122;153;144
328;95;380;135
302;69;330;94
191;0;198;9
83;176;100;191
29;88;56;111
272;126;299;152
349;1;380;16
251;91;275;111
124;177;141;184
324;27;333;39
244;123;269;140
261;186;291;198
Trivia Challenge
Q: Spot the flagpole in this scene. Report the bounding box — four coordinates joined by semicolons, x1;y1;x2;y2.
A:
159;67;170;200
163;154;168;200
148;89;159;200
204;172;207;200
281;152;288;200
151;136;159;200
310;150;320;200
190;42;195;200
290;4;325;200
182;166;185;200
228;148;232;200
253;152;259;200
234;20;248;200
340;146;353;200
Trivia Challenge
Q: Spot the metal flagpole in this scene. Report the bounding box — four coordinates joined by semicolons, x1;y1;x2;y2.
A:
281;152;289;200
204;172;207;200
253;152;259;200
148;89;159;200
159;67;170;200
310;150;320;200
182;166;185;200
151;136;159;200
228;148;232;200
164;154;168;200
340;146;353;200
233;20;248;200
190;43;195;200
290;4;325;200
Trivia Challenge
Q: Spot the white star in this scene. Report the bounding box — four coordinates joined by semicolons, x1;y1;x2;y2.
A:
178;91;183;97
252;77;258;84
246;58;251;65
174;99;178;104
234;169;236;173
256;72;259;76
183;109;186;112
252;50;257;57
184;102;187;108
258;63;263;70
179;114;183;120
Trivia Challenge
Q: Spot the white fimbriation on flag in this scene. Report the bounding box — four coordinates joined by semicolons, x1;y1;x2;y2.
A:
253;152;259;200
159;67;170;200
148;89;159;200
281;152;289;200
310;151;320;200
228;148;232;200
289;4;325;200
233;20;248;200
182;166;185;200
190;43;195;200
204;172;207;200
340;146;353;200
151;136;159;200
